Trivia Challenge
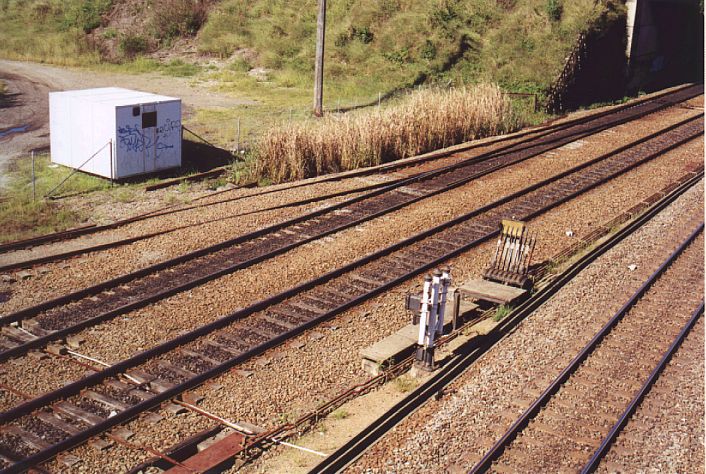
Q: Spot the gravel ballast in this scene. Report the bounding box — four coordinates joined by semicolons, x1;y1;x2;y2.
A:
351;180;704;473
0;101;700;313
0;95;700;472
596;317;705;473
41;164;705;472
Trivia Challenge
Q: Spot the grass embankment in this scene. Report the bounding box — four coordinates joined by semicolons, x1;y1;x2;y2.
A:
188;0;599;148
256;84;519;183
0;0;604;150
0;1;610;241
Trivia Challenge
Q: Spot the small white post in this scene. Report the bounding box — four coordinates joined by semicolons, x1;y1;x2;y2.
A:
109;139;114;187
426;270;442;348
417;275;432;346
436;267;451;335
31;150;36;202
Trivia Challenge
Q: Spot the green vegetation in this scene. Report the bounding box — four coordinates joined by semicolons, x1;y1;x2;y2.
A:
0;0;604;93
63;0;112;33
394;374;419;393
545;0;564;22
0;0;611;152
198;0;601;96
493;304;513;322
0;0;619;240
119;34;148;58
0;152;200;242
330;408;350;420
0;153;108;243
0;0;101;65
151;0;207;40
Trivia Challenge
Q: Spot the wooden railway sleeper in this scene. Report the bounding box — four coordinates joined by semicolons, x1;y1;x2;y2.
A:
259;314;297;331
1;427;50;452
83;390;130;412
52;401;104;426
267;306;313;325
179;348;221;367
298;292;339;309
35;412;81;436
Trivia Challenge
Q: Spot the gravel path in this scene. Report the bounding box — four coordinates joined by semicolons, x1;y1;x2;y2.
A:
350;179;704;473
596;317;705;474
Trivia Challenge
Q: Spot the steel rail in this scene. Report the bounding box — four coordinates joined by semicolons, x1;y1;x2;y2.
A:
0;111;604;274
0;123;618;341
1;114;702;397
0;83;700;256
0;109;701;366
0;176;404;273
580;300;705;474
5;84;697;267
468;222;704;474
0;116;569;254
1;118;702;473
1;84;700;278
308;170;705;474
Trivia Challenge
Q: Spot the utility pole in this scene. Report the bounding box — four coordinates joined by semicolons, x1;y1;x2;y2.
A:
313;0;326;117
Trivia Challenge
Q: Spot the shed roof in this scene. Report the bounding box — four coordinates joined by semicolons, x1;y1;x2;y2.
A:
50;87;179;107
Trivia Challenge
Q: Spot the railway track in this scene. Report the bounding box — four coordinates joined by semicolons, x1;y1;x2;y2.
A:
0;177;402;272
309;160;704;474
586;310;704;473
0;83;699;257
0;89;701;365
114;164;706;474
0;113;702;473
469;223;704;473
581;303;703;473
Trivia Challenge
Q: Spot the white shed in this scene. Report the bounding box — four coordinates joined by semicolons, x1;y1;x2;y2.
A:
49;87;182;179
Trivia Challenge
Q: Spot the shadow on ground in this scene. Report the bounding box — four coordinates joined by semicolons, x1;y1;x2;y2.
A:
117;138;236;185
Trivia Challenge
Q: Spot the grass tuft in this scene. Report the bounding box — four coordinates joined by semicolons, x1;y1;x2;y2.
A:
330;408;350;420
394;375;419;393
493;304;513;322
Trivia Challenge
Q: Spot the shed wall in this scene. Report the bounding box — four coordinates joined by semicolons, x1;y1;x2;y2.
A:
115;101;181;178
50;88;181;179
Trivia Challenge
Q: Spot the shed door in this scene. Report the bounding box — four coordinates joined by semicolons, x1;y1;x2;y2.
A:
141;104;158;172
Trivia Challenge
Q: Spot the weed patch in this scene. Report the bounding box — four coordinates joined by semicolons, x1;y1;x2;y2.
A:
493;304;513;322
394;375;419;393
255;84;519;183
0;153;107;242
330;408;349;420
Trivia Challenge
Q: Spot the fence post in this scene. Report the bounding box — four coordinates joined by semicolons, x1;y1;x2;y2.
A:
109;139;114;187
31;150;36;202
236;118;241;153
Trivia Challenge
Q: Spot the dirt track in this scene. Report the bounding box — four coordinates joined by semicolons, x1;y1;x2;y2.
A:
0;59;254;189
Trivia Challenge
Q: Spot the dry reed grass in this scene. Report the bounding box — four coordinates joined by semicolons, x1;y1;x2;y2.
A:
255;84;519;183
